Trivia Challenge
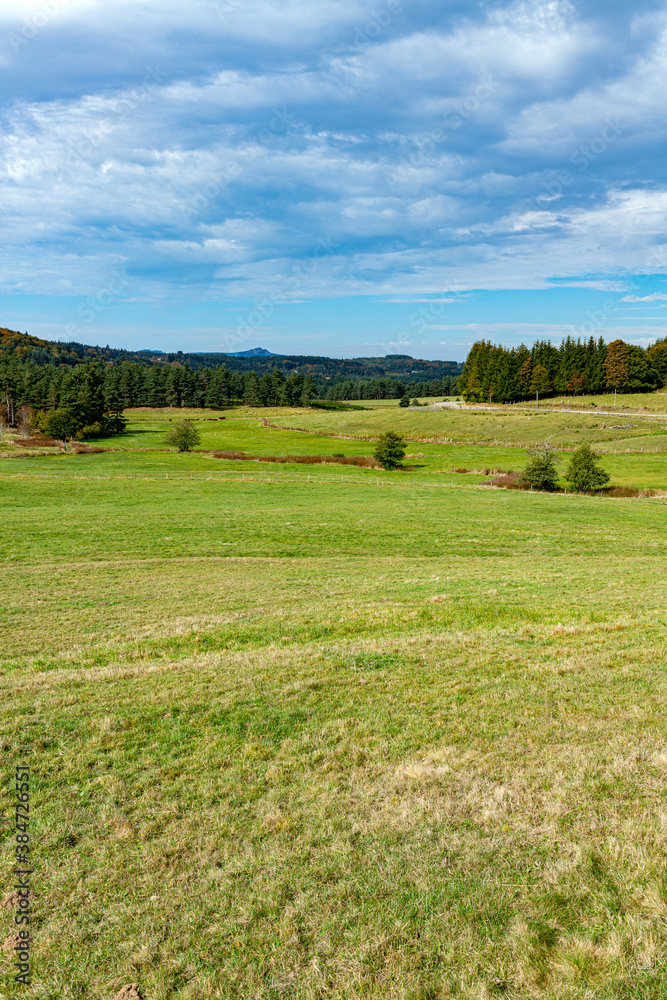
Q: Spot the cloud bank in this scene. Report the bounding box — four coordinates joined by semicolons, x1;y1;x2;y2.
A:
1;0;667;339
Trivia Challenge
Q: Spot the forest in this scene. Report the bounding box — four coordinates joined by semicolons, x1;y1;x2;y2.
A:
0;338;457;433
2;328;667;436
458;336;667;402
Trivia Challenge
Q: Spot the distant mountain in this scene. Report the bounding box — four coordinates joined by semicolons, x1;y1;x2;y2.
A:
225;347;276;357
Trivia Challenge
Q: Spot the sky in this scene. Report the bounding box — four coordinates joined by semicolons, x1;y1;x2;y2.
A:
1;0;667;361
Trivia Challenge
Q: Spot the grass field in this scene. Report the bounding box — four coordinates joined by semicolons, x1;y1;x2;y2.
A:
2;404;667;999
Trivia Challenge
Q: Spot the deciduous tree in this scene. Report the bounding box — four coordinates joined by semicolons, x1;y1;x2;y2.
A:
565;443;610;493
44;408;78;443
567;370;584;396
165;419;201;452
603;339;629;405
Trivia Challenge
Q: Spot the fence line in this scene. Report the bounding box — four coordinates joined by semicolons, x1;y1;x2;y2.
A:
0;470;476;488
0;471;663;502
261;422;665;454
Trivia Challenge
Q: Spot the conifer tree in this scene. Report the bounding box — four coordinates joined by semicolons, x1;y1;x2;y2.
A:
244;372;260;406
519;443;559;491
519;357;532;395
374;431;406;470
529;363;551;403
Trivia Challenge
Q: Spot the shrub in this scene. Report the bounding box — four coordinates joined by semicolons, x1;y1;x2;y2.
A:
373;431;406;470
485;471;527;490
399;395;410;407
76;422;104;440
410;398;421;407
565;443;610;493
519;443;560;491
43;409;78;441
165;419;201;452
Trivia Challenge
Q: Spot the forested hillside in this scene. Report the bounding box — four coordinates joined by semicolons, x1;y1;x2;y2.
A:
0;328;461;425
0;328;461;380
459;337;667;402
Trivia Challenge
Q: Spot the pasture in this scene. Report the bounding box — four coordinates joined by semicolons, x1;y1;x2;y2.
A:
1;402;667;999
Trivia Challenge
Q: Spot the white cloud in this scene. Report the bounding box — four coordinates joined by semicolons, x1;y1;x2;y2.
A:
0;0;666;310
621;292;667;301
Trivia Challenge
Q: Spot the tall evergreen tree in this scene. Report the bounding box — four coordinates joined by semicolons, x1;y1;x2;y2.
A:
603;339;629;404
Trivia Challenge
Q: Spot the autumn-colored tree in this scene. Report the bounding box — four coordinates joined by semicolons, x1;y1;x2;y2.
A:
603;339;628;406
566;370;584;396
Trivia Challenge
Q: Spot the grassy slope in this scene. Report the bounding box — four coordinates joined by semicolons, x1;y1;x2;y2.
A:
1;407;666;490
264;404;667;450
2;472;667;999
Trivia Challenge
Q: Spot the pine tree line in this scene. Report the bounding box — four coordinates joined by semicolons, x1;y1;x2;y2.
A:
0;356;463;430
325;375;460;401
458;337;667;403
0;359;324;429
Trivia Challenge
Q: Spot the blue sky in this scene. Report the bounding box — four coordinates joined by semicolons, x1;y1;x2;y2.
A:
2;0;667;361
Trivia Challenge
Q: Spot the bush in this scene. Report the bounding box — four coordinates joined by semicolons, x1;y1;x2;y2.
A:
410;398;421;407
519;443;560;491
43;409;78;441
102;412;128;434
165;419;201;452
399;395;410;407
31;409;47;433
565;443;610;493
373;431;406;470
76;422;104;440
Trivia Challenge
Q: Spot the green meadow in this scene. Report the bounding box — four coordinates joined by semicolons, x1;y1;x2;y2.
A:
1;403;667;999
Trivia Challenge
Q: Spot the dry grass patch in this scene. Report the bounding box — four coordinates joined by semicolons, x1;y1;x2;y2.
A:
2;622;667;998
